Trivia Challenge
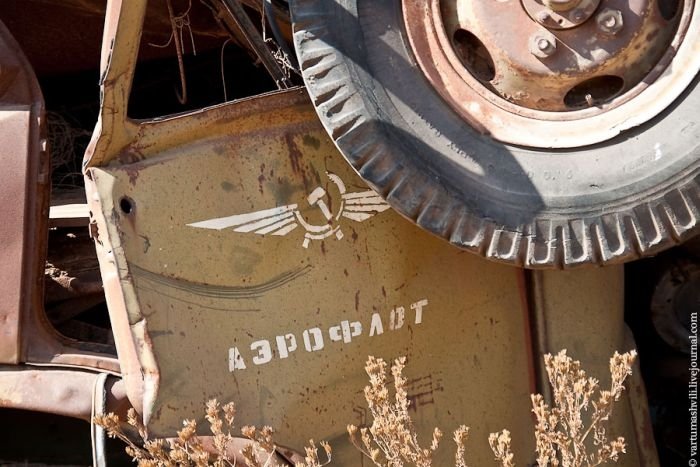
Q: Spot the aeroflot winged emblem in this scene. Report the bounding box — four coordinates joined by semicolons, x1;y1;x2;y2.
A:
187;173;391;248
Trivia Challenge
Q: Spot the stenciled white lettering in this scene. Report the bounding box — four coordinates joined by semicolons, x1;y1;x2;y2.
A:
369;313;384;336
411;299;428;324
390;306;405;330
227;298;429;372
251;340;272;365
303;328;324;352
276;333;298;359
228;347;247;372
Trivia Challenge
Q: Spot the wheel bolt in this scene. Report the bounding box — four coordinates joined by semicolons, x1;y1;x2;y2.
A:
530;34;557;58
596;8;623;35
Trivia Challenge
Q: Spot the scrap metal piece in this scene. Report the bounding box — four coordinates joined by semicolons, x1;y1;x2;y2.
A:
86;100;539;462
221;0;292;88
0;13;119;431
0;17;45;364
0;366;129;421
0;16;118;373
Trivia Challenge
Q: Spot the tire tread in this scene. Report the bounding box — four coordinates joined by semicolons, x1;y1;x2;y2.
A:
291;0;698;267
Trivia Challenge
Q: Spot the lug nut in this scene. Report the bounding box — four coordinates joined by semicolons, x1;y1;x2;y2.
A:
596;8;623;35
530;34;557;58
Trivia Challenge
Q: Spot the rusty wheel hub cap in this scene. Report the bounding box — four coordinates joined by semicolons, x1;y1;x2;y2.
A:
403;0;698;147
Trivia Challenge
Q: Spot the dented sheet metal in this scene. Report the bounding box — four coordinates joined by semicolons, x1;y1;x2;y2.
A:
86;87;536;465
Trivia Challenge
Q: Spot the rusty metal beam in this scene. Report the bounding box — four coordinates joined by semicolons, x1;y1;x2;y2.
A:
220;0;292;88
0;366;129;421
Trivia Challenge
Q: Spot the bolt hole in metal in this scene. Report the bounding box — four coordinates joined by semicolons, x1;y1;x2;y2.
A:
452;29;496;81
659;0;682;19
119;197;134;215
564;75;625;109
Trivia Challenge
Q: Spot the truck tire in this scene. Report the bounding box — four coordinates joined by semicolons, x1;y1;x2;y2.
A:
290;0;700;268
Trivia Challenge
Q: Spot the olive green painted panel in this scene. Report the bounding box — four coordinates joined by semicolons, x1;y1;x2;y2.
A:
89;91;536;465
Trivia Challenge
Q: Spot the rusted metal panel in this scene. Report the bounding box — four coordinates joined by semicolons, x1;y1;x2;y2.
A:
0;111;33;364
87;94;537;464
0;17;46;364
0;15;124;432
0;15;120;373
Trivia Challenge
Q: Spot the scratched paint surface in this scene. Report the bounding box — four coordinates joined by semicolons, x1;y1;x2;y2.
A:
89;91;534;465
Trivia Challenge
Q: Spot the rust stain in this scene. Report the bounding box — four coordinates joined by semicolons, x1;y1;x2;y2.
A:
284;133;303;175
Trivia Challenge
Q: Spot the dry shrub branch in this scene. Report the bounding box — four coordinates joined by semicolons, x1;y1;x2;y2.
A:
94;400;331;466
347;356;443;467
490;349;637;467
95;349;636;467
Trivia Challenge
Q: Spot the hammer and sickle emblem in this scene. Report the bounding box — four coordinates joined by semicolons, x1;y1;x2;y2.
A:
187;172;391;249
295;175;346;248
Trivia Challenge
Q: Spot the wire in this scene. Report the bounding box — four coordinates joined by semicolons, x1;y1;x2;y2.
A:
220;38;233;101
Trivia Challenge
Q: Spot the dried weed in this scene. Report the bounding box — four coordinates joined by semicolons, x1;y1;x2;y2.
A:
347;356;442;467
95;350;635;467
490;350;637;467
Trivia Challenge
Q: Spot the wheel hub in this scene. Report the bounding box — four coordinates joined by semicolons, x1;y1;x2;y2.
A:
524;0;601;30
401;0;697;147
444;0;678;111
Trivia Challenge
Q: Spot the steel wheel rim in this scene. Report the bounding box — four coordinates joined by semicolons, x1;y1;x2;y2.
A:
402;0;699;148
